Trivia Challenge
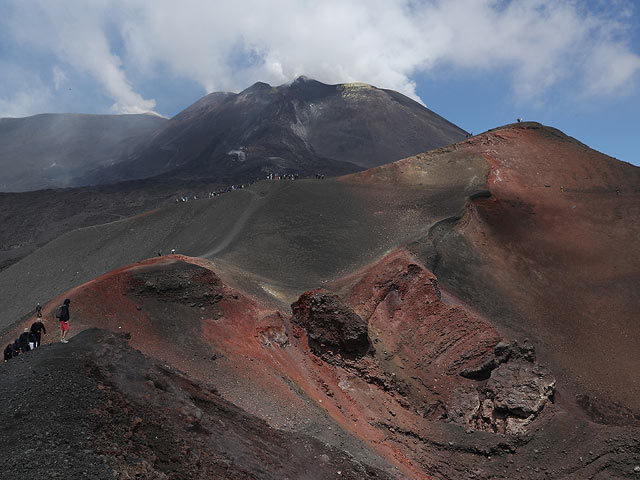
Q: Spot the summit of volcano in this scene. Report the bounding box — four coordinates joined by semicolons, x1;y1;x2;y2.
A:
75;77;468;185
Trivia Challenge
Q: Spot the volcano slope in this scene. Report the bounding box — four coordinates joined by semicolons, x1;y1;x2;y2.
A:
402;123;640;419
79;76;468;185
0;77;467;270
0;326;396;480
2;254;638;479
1;122;639;478
0;177;223;271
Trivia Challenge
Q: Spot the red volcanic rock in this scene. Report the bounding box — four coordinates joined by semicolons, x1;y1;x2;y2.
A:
291;288;371;360
336;250;556;434
342;250;504;387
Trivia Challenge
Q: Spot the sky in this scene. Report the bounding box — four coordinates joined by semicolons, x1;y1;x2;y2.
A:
0;0;638;166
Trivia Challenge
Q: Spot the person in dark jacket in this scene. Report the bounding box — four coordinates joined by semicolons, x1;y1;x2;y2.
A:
18;328;31;353
30;318;46;348
3;344;12;361
58;298;71;343
11;340;20;357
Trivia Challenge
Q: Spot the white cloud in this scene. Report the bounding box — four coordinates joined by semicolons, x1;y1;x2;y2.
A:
2;0;639;113
0;88;51;118
0;63;52;118
5;0;156;114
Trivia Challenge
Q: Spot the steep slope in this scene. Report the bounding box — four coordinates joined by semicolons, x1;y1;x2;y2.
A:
404;123;640;417
0;113;166;192
80;77;468;185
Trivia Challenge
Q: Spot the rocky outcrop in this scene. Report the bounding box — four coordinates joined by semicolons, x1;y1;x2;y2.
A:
487;360;555;418
449;340;556;434
291;288;372;360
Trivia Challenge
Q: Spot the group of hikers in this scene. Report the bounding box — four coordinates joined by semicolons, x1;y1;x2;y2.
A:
176;183;253;203
3;299;71;362
267;173;299;180
175;173;327;203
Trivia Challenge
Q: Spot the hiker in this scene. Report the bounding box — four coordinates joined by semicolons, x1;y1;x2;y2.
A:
56;298;71;343
36;303;42;318
3;344;12;361
30;318;46;348
18;328;31;353
11;340;20;357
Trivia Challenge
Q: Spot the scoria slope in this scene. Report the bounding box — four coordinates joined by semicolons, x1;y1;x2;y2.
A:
402;122;640;418
2;253;638;479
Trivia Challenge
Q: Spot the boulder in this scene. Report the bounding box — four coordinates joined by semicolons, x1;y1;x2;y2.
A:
486;360;555;418
291;289;371;359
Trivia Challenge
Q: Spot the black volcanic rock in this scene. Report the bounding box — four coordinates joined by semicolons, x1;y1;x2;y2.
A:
81;77;468;185
292;288;372;359
0;113;166;192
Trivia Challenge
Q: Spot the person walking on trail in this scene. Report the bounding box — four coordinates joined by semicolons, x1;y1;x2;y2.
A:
35;303;42;318
3;344;12;361
30;318;46;348
56;298;71;343
18;328;31;353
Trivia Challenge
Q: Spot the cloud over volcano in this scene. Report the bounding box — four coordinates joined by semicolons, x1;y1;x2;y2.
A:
1;0;639;116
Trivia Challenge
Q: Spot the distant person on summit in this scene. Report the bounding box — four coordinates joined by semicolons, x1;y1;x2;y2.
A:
56;299;71;343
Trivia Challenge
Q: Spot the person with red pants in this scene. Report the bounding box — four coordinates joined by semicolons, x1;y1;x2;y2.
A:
56;298;71;343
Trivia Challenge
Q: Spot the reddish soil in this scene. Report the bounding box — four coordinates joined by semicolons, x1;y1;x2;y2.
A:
3;252;638;479
430;123;640;418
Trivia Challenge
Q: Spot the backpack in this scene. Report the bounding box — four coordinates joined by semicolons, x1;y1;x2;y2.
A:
55;305;63;319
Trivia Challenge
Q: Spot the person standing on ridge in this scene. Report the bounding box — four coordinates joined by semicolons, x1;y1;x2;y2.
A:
30;317;46;348
56;299;71;343
18;328;31;353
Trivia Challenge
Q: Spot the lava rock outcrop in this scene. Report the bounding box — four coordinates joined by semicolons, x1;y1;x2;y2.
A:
291;288;372;360
448;341;556;434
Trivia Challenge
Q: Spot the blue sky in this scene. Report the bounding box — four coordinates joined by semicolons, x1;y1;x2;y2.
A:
0;0;638;165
